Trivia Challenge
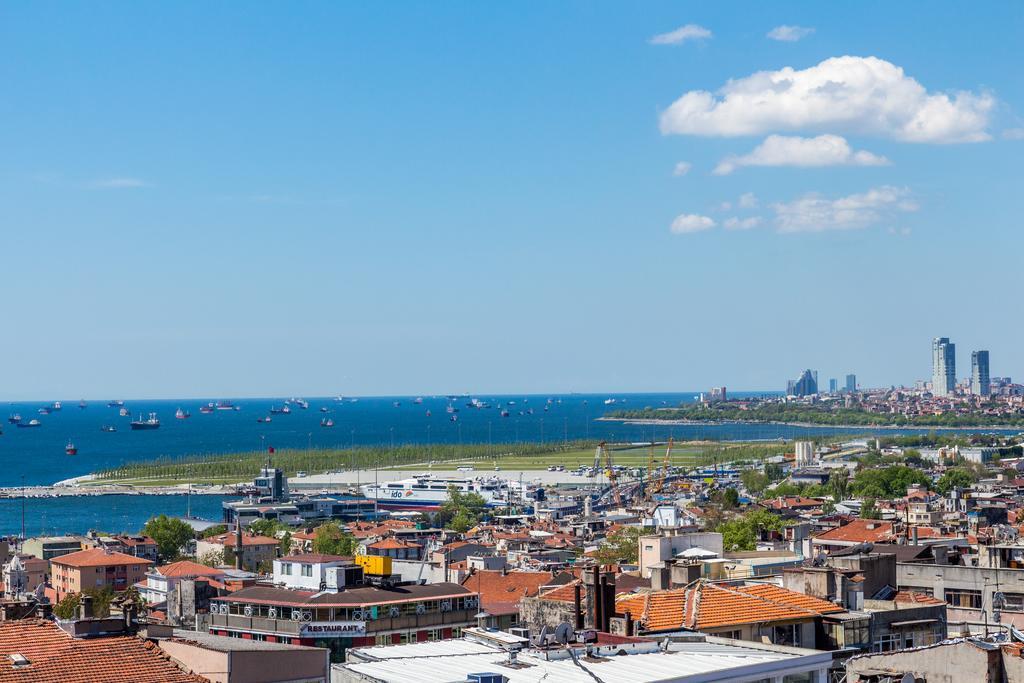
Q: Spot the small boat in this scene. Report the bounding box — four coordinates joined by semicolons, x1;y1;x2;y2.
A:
413;397;423;404
107;400;125;408
78;400;87;409
269;406;285;414
100;425;117;433
500;410;510;418
38;407;51;415
8;414;21;424
450;414;458;422
65;440;77;456
425;410;432;417
295;399;309;409
17;419;41;428
321;417;334;427
52;401;62;411
119;407;130;417
215;401;240;411
393;401;401;408
320;406;329;413
604;398;616;405
130;412;161;430
199;404;214;414
257;416;272;423
175;407;190;419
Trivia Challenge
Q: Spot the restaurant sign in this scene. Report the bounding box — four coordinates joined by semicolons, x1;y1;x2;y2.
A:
298;621;366;637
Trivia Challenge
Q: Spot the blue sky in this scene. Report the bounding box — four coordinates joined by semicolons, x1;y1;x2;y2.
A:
0;2;1021;399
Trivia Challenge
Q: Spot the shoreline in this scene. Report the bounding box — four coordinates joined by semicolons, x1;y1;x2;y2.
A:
598;416;1024;431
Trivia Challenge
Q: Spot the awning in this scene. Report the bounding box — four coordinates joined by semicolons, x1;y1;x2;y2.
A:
890;619;938;628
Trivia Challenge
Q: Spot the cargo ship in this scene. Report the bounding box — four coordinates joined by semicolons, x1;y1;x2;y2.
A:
130;413;161;430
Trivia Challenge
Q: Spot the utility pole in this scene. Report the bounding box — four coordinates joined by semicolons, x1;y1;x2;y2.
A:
21;475;26;544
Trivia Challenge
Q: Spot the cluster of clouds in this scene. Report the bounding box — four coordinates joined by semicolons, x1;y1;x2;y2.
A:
671;186;918;235
648;22;1012;237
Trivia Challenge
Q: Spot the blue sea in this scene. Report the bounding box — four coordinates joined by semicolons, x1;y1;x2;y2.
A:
0;392;1013;536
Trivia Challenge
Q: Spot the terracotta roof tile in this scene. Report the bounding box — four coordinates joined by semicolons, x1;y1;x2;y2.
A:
50;549;153;569
155;561;225;578
0;619;205;682
459;570;553;611
814;519;896;544
616;581;844;633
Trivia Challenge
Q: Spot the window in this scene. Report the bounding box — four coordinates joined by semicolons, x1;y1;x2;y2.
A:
400;632;415;644
1001;593;1024;612
428;628;443;641
375;634;390;646
301;564;313;577
945;589;982;609
281;563;293;575
873;634;902;652
771;624;800;647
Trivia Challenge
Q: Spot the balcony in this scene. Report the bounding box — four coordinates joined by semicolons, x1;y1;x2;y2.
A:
208;609;475;636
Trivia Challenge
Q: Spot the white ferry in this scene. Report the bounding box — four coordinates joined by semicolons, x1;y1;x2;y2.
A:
360;475;528;510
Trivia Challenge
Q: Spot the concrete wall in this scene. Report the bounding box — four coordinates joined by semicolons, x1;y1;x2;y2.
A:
161;640;329;683
846;641;1000;683
899;562;1024;629
638;532;724;578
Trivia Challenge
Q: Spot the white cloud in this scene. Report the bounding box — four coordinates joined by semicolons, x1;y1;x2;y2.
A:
771;185;917;233
659;56;994;143
649;24;712;45
714;134;890;174
88;177;151;189
1003;128;1024;140
738;192;759;209
670;213;716;234
767;25;815;42
723;216;763;230
672;161;693;176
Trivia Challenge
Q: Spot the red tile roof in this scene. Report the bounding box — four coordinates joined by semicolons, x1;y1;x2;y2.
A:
0;620;205;682
367;538;421;550
459;570;553;613
50;549;153;569
155;561;225;579
616;581;843;632
814;519;897;544
893;590;945;606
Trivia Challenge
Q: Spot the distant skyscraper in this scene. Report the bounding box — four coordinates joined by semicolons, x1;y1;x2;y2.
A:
932;337;956;396
845;374;857;392
829;378;838;394
788;369;818;397
971;350;990;396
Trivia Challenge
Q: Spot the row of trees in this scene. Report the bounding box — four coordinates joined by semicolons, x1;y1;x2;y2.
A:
609;403;1024;428
94;441;594;484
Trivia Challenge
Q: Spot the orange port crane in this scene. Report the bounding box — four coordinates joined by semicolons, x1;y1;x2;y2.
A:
653;437;674;493
594;441;622;506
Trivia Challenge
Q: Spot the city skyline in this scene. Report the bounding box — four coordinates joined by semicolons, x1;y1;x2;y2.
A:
0;2;1021;399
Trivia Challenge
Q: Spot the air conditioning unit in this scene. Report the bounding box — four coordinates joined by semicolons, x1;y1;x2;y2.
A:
509;627;530;639
467;674;508;683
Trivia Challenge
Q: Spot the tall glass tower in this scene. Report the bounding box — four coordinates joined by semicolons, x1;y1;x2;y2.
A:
932;337;956;396
971;350;990;396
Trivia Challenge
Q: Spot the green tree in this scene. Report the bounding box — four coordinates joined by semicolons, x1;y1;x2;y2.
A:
592;526;642;565
741;470;769;495
828;469;850;501
200;524;229;539
53;587;117;619
860;498;881;520
142;514;194;561
439;486;489;530
718;510;783;552
312;522;358;556
936;467;976;495
248;518;285;537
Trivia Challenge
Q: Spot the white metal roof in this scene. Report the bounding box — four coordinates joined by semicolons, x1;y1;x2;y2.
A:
337;638;828;683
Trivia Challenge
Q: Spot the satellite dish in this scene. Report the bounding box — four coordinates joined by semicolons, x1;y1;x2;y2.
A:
554;622;572;644
537;625;550;645
901;674;916;683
